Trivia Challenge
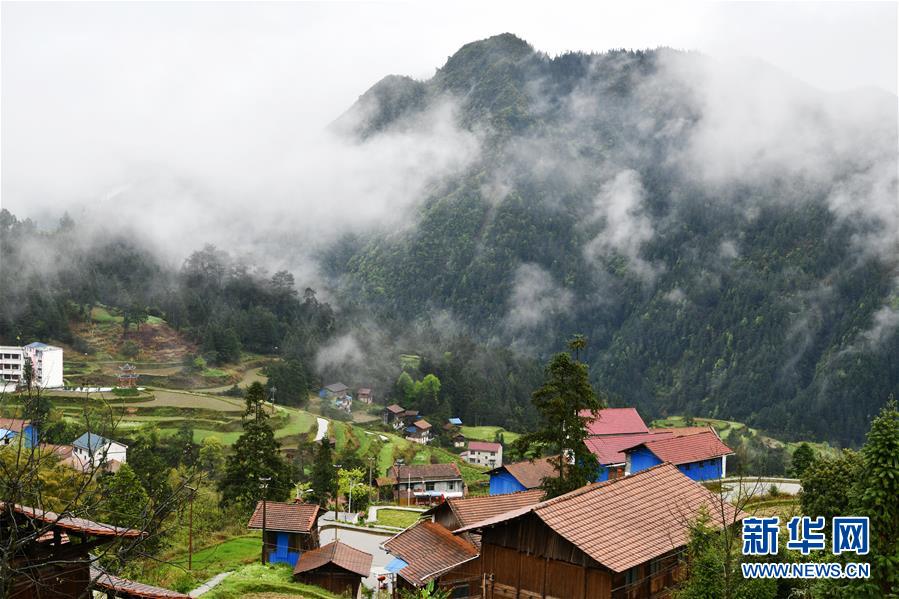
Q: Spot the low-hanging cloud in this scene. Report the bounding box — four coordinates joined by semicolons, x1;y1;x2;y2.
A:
583;170;659;282
504;263;573;333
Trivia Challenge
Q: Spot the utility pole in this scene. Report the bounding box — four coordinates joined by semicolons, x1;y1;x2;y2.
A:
259;476;271;565
187;486;196;571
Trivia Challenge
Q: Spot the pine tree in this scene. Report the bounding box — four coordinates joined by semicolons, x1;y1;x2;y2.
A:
311;440;337;506
219;382;291;513
789;442;815;478
518;335;605;498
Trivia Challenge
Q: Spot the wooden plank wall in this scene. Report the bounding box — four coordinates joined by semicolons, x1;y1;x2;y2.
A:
480;544;612;599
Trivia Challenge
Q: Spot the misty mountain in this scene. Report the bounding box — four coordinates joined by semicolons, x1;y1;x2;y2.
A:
326;34;899;446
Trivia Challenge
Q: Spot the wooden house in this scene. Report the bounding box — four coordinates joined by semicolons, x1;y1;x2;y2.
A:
623;430;733;481
585;426;714;481
404;419;432;444
247;501;321;566
457;463;745;599
424;489;544;535
383;404;405;427
1;503;143;599
383;520;481;596
486;455;558;495
322;383;349;399
357;388;373;404
293;541;372;598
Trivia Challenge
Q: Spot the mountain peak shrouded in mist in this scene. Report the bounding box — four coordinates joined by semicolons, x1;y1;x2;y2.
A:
324;34;898;446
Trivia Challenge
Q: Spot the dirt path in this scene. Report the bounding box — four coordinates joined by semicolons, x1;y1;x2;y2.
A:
194;367;266;393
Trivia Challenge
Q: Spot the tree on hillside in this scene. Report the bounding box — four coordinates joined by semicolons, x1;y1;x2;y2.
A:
265;359;311;407
851;398;899;597
311;440;337;507
799;450;863;522
516;335;605;498
219;382;292;513
102;463;150;528
417;374;441;414
396;372;415;406
789;442;815;478
198;436;225;480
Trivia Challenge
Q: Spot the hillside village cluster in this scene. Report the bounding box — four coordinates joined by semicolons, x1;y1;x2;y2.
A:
4;344;745;599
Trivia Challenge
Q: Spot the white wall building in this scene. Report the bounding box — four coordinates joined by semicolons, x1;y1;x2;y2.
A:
0;343;64;389
72;433;127;467
462;441;503;468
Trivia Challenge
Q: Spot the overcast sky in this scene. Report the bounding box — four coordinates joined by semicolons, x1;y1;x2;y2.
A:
1;1;896;222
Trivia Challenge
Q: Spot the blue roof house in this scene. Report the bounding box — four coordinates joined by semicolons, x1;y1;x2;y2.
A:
72;433;128;467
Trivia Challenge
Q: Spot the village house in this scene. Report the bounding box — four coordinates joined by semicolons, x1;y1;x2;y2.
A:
71;433;127;468
383;403;405;427
623;429;733;481
322;382;349;399
457;463;745;599
452;432;467;448
0;503;147;598
424;489;544;536
0;418;38;448
405;419;432;444
486;455;558;495
581;407;725;481
247;500;321;566
401;409;421;427
461;441;503;468
292;540;373;598
356;387;373;404
384;490;545;595
383;463;465;505
383;520;481;595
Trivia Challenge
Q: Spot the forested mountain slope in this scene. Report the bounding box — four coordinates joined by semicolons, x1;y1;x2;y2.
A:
327;34;899;446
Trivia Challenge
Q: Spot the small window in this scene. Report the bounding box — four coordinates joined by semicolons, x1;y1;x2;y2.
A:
426;482;435;491
625;567;638;585
650;557;663;575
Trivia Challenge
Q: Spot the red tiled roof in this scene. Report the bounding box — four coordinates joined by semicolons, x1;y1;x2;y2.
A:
293;541;373;578
625;430;733;465
580;408;649;436
585;432;669;465
386;404;405;414
488;456;559;489
390;463;462;482
383;520;479;586
467;441;501;453
90;567;190;598
413;419;432;430
4;504;142;538
458;463;744;573
247;501;320;533
0;418;29;432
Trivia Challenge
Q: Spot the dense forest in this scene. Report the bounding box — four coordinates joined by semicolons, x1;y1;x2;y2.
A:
2;34;897;446
327;34;898;446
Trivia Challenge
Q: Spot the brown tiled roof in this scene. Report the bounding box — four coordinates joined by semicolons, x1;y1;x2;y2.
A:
247;501;320;533
458;463;745;573
383;520;479;586
580;408;649;436
440;489;544;529
625;430;733;465
293;540;373;577
386;404;405;414
413;419;431;430
489;456;560;489
4;503;142;538
0;418;29;432
390;463;462;482
89;567;190;598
